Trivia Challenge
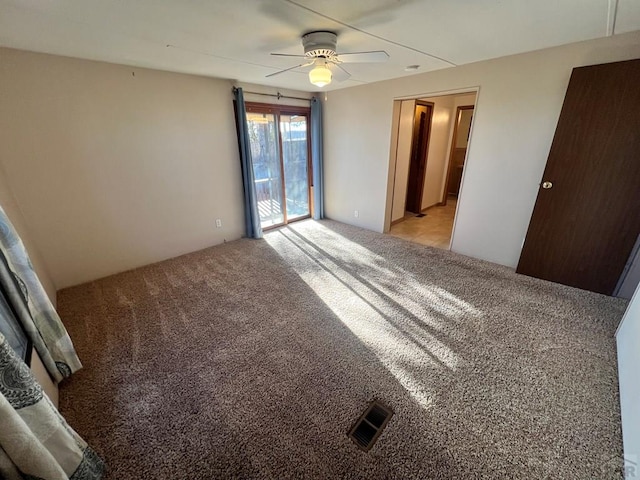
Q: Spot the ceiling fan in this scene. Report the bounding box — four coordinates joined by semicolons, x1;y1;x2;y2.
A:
267;31;389;88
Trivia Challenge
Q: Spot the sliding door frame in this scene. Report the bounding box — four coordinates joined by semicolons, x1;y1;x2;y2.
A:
245;102;313;229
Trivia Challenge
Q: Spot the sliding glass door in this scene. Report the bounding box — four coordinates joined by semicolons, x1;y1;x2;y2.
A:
246;111;284;226
280;113;310;221
246;104;311;229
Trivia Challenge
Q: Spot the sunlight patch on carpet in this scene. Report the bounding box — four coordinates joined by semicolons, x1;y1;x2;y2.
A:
264;222;474;408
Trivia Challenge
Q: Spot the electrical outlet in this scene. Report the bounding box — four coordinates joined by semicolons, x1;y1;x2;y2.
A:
354;210;359;218
215;219;222;228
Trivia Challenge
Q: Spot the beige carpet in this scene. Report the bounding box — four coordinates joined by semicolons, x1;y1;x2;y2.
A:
58;219;627;479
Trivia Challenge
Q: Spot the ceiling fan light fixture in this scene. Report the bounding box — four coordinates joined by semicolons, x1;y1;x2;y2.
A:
309;64;332;87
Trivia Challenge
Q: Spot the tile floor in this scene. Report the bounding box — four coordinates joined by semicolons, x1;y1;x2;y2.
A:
388;197;457;249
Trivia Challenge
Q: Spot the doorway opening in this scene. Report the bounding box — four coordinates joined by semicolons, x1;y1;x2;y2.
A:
245;103;313;230
385;90;477;250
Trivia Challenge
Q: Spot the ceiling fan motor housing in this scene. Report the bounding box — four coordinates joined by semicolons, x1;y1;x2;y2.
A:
302;31;338;58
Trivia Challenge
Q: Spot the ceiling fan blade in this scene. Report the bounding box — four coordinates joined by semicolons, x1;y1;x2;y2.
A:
330;63;351;82
337;51;389;63
270;53;309;58
265;61;314;78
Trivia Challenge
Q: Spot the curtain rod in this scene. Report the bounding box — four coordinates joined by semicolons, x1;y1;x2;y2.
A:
233;87;312;102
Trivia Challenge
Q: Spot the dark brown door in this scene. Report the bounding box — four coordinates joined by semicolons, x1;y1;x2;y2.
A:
516;58;640;295
405;102;433;214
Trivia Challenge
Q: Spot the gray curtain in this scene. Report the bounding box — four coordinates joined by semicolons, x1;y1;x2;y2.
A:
0;332;105;479
233;87;263;239
0;206;82;383
311;96;324;220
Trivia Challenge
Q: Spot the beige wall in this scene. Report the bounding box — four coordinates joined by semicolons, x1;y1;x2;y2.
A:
453;93;478;115
0;167;56;303
0;48;251;288
0;49;313;404
325;31;640;268
383;100;402;231
420;95;455;210
390;99;415;222
455;109;474;149
0;167;59;405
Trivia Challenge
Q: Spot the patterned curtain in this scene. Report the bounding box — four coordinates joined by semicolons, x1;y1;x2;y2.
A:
0;205;81;383
0;206;104;477
0;333;105;479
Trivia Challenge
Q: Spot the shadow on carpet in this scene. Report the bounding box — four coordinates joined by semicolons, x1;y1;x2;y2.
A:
58;219;627;479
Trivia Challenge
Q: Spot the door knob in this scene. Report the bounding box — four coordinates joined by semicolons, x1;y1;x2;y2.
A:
542;181;553;189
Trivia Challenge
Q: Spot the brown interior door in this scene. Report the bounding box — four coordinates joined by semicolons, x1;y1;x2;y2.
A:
516;58;640;295
405;103;433;214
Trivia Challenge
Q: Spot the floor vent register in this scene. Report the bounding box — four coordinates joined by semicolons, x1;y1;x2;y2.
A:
348;400;393;451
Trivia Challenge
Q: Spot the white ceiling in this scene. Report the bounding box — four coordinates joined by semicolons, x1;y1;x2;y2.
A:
1;0;639;92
